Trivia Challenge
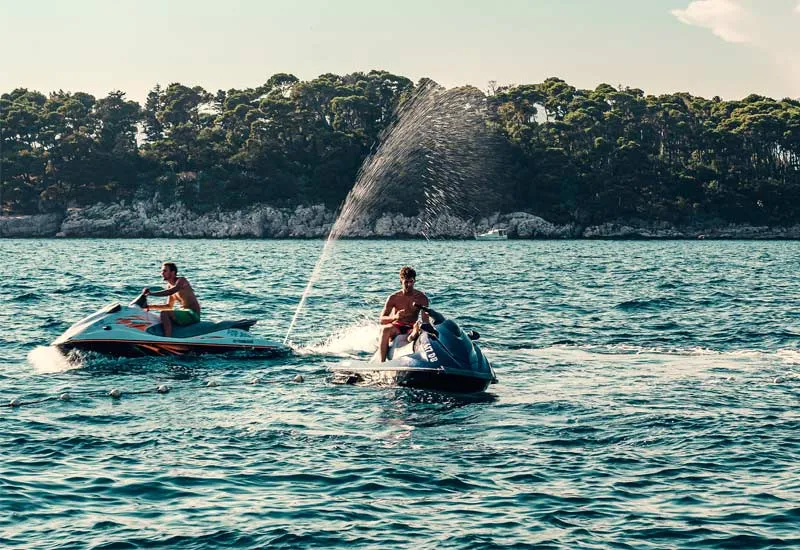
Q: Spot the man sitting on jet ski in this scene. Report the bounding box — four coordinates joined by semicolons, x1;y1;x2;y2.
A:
142;262;202;338
378;266;430;362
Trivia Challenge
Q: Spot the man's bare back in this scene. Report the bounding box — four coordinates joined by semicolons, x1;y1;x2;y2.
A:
167;277;200;314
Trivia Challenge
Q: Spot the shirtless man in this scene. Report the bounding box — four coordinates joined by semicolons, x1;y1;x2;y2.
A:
142;262;201;338
378;266;430;362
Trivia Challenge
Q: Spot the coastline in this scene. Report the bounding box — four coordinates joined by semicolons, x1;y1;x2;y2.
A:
2;201;800;239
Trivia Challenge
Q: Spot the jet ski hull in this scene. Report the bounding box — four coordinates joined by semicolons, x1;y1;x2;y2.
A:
335;363;493;393
55;339;288;358
53;300;290;358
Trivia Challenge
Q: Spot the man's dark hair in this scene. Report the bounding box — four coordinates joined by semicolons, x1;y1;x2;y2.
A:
399;266;416;280
163;262;178;274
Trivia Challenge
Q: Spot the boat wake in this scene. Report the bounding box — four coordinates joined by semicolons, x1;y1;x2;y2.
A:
27;346;81;374
499;343;800;380
517;342;800;360
299;321;379;357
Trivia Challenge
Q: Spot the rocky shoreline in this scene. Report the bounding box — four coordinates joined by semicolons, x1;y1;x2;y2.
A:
2;201;800;239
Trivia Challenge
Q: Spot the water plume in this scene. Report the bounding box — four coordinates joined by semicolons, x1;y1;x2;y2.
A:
284;81;505;343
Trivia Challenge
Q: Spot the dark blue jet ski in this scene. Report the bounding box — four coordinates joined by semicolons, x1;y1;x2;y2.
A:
332;305;498;393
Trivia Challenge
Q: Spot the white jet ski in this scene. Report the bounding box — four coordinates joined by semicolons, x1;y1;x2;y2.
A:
53;293;291;357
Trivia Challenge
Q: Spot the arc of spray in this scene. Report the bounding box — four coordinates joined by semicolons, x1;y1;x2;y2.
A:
283;236;336;344
282;163;381;344
282;81;484;344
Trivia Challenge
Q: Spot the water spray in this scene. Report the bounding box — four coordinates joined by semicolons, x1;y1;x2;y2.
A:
283;81;503;343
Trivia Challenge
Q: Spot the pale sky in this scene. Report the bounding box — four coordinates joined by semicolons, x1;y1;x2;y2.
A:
1;0;799;104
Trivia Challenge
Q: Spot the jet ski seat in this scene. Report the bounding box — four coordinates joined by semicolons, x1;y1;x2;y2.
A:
386;334;415;361
146;319;257;338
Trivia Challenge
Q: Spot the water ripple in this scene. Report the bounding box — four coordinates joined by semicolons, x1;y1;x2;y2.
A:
0;240;798;548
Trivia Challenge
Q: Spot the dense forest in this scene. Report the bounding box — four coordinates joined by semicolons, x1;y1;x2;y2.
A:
2;71;800;225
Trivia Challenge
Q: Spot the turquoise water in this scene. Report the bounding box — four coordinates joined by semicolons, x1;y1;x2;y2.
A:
1;239;798;549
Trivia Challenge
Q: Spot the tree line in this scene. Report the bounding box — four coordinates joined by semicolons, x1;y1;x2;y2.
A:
2;72;799;225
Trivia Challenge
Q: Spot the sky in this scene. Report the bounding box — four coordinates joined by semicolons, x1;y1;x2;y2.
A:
1;0;799;104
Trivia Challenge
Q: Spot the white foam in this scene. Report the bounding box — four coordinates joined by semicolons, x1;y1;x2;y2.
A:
509;343;800;377
27;346;81;374
300;321;379;356
775;348;800;365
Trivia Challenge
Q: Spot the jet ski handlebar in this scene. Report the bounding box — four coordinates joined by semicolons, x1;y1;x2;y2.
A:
413;302;445;324
130;292;149;309
413;303;479;340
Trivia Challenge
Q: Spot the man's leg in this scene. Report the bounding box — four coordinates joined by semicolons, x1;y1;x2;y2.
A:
160;311;176;337
379;325;399;362
173;309;200;327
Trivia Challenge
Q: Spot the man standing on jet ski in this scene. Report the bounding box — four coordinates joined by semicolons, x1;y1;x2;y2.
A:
142;262;202;338
378;266;430;362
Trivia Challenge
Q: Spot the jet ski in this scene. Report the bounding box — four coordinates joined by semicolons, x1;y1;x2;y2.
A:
331;304;498;393
53;293;291;357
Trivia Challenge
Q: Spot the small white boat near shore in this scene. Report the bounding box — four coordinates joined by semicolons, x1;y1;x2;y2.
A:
475;228;508;240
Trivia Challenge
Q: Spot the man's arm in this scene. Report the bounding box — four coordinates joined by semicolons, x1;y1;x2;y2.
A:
379;296;401;324
417;293;430;323
148;279;187;298
147;294;175;311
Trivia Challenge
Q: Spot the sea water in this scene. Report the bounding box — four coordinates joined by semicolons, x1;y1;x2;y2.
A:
0;239;798;548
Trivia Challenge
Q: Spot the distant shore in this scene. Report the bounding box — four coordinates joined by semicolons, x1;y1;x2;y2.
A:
3;201;800;239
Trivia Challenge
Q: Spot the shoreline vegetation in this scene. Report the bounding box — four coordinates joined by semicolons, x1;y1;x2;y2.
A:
3;71;800;238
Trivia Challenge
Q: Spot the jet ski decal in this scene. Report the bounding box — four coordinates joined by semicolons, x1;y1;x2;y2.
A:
118;317;151;331
422;341;438;362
